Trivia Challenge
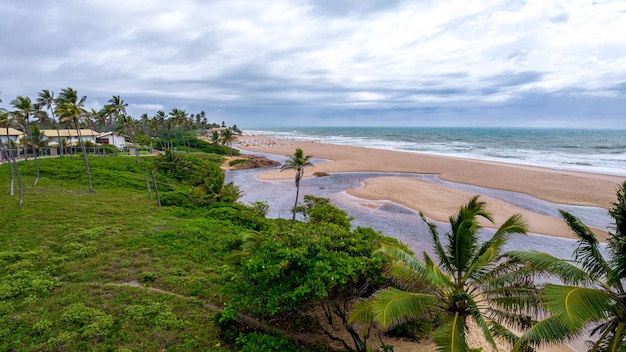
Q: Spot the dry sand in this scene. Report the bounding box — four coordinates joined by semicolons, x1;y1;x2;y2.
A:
239;136;624;240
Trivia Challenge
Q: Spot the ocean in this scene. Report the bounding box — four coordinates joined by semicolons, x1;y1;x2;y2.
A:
243;127;626;176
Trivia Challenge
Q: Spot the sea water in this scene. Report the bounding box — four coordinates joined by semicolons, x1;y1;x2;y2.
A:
244;127;626;176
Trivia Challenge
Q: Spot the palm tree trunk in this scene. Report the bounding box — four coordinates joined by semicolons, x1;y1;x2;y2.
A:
12;150;23;207
25;118;39;185
292;170;302;221
131;136;140;165
74;120;94;193
56;127;64;157
0;138;14;195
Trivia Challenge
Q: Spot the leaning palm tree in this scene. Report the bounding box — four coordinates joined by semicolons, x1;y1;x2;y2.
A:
350;196;535;351
11;96;40;184
220;128;237;156
55;88;94;193
37;89;64;157
510;182;626;352
0;111;23;207
280;147;313;221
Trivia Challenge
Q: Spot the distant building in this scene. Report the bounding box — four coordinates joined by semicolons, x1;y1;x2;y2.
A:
41;129;100;146
0;128;24;144
97;131;128;150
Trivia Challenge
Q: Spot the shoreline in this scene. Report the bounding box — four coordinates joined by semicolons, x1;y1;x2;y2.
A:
237;135;624;240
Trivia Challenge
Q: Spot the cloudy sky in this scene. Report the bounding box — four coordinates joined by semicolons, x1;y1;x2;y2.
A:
1;0;625;128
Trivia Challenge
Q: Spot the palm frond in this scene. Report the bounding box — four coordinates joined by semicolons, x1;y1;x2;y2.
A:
608;182;626;287
504;250;594;286
466;295;498;349
423;252;455;290
433;312;469;352
513;315;582;352
464;240;501;281
560;210;611;280
476;214;527;260
542;284;614;329
489;320;535;352
421;212;453;272
349;287;439;329
386;262;434;292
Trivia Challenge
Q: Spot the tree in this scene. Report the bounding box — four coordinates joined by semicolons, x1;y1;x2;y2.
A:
117;115;140;165
0;111;23;207
11;96;40;184
223;205;394;351
510;182;626;352
280;148;313;221
37;89;65;157
55;88;94;193
350;196;535;351
220;128;237;156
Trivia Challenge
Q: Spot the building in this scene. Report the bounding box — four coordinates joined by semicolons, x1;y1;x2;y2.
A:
97;131;127;150
41;129;100;146
0;128;24;144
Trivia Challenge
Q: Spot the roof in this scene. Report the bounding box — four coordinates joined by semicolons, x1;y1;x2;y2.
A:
98;131;127;138
41;129;100;137
1;128;24;136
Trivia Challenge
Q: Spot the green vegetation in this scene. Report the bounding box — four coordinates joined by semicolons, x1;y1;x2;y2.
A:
0;153;398;351
349;196;536;351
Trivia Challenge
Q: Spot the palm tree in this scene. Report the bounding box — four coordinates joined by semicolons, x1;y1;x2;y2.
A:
280;148;314;221
220;128;237;156
510;182;626;352
210;130;220;146
105;95;127;129
350;196;535;351
55;88;94;193
117;115;140;165
11;96;40;184
37;89;64;157
0;111;23;207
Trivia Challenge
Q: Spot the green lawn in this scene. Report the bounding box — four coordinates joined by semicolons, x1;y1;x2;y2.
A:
0;156;245;351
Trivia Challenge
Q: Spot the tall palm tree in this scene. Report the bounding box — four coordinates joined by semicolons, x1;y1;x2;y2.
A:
280;148;314;221
350;196;535;351
37;89;64;157
510;182;626;352
220;128;237;156
117;115;140;165
55;88;94;193
0;111;23;207
105;95;127;129
11;96;40;184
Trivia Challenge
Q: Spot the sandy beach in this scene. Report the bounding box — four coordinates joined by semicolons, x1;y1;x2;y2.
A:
238;136;624;240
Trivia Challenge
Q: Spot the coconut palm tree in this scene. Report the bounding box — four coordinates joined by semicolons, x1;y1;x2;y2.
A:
117;115;140;165
55;87;94;193
220;128;237;156
280;148;314;221
37;89;64;157
509;182;626;352
349;196;535;351
105;95;127;128
11;96;40;184
0;111;23;206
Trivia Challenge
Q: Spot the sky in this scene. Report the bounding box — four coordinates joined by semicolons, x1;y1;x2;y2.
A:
1;0;625;128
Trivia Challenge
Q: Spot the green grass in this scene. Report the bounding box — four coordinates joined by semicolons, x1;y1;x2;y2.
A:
0;155;249;351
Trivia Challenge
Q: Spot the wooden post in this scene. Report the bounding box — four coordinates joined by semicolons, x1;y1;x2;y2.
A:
151;170;161;207
145;175;152;199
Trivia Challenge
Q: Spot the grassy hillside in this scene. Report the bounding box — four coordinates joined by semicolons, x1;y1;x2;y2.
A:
0;155;256;351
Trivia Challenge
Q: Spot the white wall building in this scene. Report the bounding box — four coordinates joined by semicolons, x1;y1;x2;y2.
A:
97;132;127;150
